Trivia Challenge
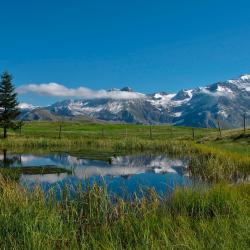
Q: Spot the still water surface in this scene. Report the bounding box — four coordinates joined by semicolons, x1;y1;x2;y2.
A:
0;152;195;196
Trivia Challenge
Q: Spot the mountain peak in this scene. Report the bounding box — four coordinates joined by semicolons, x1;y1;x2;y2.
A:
239;74;250;81
227;74;250;91
228;74;250;83
120;87;133;92
107;87;133;92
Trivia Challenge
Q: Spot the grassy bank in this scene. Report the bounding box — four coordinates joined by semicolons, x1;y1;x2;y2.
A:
0;122;249;249
0;135;249;182
0;178;249;250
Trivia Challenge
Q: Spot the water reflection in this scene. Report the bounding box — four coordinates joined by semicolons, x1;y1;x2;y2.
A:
21;173;68;184
0;149;21;167
0;151;192;196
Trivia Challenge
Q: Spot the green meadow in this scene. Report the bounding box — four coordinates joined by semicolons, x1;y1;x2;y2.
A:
0;121;249;249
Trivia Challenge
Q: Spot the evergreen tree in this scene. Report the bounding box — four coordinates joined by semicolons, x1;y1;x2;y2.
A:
0;71;20;138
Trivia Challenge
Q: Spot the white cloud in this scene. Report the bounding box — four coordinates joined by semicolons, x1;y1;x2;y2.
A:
17;82;145;100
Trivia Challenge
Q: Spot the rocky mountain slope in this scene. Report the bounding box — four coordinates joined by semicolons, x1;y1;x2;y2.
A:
18;75;250;128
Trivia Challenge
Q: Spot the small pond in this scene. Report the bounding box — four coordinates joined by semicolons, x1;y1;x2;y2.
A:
0;151;198;197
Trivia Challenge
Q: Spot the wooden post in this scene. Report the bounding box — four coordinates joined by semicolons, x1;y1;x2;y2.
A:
217;120;222;138
192;128;195;140
102;127;104;137
243;113;246;133
3;127;7;139
58;124;62;139
149;125;152;139
170;126;173;137
19;121;24;136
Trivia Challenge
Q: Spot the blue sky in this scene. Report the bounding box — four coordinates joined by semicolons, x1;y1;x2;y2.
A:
1;0;250;105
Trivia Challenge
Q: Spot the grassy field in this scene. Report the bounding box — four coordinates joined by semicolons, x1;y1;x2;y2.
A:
2;121;248;151
0;121;249;249
0;121;247;154
10;121;217;140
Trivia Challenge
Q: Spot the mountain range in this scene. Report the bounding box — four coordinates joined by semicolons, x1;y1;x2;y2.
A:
18;74;250;128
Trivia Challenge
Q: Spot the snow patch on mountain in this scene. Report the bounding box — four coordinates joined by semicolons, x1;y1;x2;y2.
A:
218;110;229;118
228;74;250;91
239;74;250;81
106;102;124;114
173;112;182;117
67;101;105;116
150;93;176;109
216;85;233;93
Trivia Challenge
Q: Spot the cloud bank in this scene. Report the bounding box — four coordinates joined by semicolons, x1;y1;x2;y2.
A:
17;83;145;100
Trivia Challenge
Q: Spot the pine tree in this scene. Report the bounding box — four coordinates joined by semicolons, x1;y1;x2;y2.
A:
0;71;20;138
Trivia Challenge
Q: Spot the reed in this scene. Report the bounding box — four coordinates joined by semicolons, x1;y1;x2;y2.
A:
0;177;248;249
0;136;249;182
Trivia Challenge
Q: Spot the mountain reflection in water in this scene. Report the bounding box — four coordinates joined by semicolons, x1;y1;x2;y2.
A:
0;152;193;196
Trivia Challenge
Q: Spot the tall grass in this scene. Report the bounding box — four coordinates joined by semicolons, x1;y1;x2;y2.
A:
0;177;249;249
188;144;250;182
0;136;249;182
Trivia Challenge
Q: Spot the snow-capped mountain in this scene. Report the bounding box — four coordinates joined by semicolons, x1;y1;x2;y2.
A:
19;75;250;128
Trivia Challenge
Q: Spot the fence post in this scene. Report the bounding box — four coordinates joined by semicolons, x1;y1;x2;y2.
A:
16;121;24;136
19;122;23;135
149;125;152;139
102;127;104;137
217;120;222;138
58;124;62;139
243;113;246;133
192;128;195;140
